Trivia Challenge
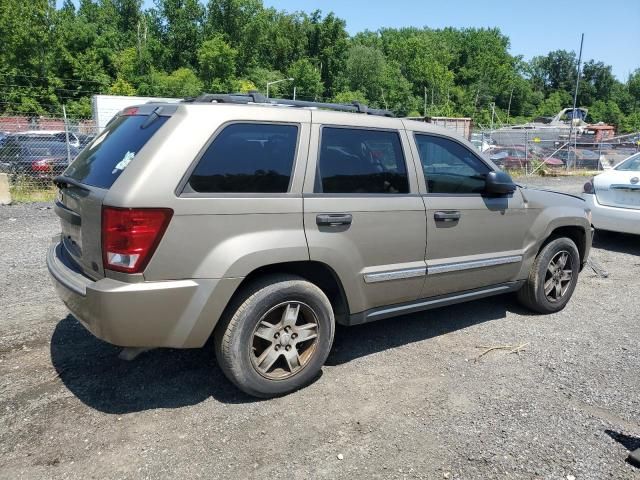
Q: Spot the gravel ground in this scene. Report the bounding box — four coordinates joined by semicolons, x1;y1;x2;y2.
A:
1;178;639;480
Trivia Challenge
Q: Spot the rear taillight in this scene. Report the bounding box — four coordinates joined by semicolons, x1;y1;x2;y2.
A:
101;207;173;273
583;178;595;194
31;159;51;172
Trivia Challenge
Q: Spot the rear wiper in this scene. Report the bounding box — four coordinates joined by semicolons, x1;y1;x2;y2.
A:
140;107;163;129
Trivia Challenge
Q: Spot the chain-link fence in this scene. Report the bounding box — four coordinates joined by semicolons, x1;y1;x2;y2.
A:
476;129;640;175
2;106;639;198
0;112;98;194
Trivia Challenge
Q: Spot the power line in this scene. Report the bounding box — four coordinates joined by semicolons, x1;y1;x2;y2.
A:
0;72;109;85
0;83;102;95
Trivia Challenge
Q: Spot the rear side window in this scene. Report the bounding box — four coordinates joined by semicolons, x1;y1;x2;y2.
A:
317;127;409;194
65;114;168;189
188;123;298;193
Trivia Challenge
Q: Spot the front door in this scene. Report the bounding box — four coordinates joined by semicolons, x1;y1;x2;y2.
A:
303;113;427;315
409;132;530;298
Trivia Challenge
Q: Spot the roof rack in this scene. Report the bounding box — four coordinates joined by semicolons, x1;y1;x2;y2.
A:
182;92;394;117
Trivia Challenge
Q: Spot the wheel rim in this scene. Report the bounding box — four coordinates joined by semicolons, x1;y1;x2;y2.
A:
250;301;320;380
544;250;574;302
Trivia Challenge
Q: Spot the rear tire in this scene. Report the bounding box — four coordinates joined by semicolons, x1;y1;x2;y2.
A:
214;274;335;398
517;237;580;314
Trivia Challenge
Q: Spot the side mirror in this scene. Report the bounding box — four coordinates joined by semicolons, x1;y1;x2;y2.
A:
485;171;516;195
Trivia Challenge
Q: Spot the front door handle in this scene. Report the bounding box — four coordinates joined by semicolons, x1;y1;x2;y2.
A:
316;213;353;227
434;210;461;222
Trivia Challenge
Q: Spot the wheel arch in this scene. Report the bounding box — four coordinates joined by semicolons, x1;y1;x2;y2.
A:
217;261;351;329
539;225;588;266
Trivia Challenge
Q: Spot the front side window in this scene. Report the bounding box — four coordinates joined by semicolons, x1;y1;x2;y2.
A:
188;123;298;193
316;127;409;194
415;134;490;194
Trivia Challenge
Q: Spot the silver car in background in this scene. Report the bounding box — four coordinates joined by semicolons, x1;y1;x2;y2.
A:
583;152;640;235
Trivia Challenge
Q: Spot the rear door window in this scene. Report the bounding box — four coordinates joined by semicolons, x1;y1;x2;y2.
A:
316;127;409;194
64;114;168;189
187;123;298;193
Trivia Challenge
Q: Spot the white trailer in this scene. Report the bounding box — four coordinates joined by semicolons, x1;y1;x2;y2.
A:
91;94;179;132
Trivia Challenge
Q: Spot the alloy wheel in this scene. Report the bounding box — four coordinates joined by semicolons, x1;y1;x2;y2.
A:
544;250;573;302
250;301;320;380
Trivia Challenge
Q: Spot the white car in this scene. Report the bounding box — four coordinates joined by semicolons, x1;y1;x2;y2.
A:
583;152;640;235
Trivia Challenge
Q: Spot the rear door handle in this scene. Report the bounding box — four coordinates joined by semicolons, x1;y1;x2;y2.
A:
434;211;461;222
316;213;353;227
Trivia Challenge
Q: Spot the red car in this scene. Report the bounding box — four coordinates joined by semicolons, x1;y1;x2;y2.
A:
489;146;564;169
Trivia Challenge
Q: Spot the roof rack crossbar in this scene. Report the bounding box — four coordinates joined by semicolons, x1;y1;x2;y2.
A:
183;92;394;117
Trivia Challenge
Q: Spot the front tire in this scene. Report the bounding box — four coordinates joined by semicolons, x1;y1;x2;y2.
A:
517;237;580;314
214;274;335;398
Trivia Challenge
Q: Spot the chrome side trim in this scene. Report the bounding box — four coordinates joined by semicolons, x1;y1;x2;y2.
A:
363;267;427;284
367;285;512;321
343;281;525;325
427;255;522;275
610;184;640;191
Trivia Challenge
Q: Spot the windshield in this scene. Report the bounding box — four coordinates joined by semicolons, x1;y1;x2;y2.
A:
615;152;640;171
64;114;168;189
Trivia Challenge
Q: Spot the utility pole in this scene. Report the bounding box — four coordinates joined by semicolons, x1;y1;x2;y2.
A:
506;86;514;123
62;105;71;165
567;33;584;169
424;86;427;117
490;103;495;131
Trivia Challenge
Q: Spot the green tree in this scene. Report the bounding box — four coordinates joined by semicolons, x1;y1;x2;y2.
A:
205;0;261;45
529;50;577;94
579;60;616;104
535;91;573;117
147;67;203;97
286;59;323;100
332;90;367;104
588;100;623;127
109;77;137;95
152;0;204;70
341;45;386;103
197;34;237;87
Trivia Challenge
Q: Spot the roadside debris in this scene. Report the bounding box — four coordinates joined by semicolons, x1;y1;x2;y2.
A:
587;258;609;278
474;343;529;363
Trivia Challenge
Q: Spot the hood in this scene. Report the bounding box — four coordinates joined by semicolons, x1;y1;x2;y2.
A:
519;184;585;202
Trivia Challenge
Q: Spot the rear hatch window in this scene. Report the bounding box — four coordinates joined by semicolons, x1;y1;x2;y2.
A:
56;111;168;279
64;113;168;189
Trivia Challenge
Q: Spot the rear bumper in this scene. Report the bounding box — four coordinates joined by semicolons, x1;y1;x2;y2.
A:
584;194;640;235
47;241;242;348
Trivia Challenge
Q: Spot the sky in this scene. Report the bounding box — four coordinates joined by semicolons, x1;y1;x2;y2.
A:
262;0;640;80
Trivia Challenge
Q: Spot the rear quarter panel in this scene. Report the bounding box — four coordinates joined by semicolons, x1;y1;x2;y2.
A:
104;104;313;281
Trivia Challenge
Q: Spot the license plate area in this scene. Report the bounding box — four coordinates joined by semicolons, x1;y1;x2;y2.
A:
613;189;640;208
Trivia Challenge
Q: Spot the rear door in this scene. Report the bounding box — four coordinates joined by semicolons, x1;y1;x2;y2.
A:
55;108;170;279
303;112;427;315
407;130;530;298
